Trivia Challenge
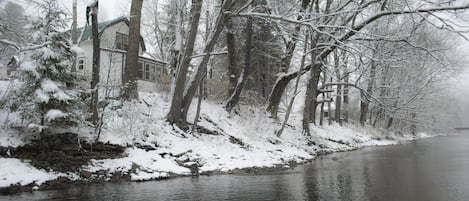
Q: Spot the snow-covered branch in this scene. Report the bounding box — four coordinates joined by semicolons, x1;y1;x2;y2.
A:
0;40;53;53
0;39;20;51
319;82;385;107
190;51;228;58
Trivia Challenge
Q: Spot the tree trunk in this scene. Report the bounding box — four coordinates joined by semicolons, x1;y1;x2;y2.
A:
319;66;327;126
71;0;77;73
268;0;311;119
167;0;203;129
276;34;309;137
302;35;321;135
374;64;390;127
334;51;342;125
122;0;143;100
410;112;417;135
302;63;321;135
89;1;100;126
335;85;342;125
386;116;394;129
181;0;233;125
359;56;377;126
225;16;252;113
359;101;369;126
191;76;205;134
343;63;349;123
169;1;185;78
327;77;332;125
225;15;238;96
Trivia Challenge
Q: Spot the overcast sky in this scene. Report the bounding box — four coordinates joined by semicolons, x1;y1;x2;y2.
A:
61;0;131;26
11;0;132;27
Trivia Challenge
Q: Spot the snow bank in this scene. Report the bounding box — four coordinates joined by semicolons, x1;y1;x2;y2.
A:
0;158;61;188
0;83;426;187
87;92;420;181
83;148;191;181
44;109;68;122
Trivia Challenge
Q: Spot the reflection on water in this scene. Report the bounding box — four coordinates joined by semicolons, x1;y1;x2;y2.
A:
4;134;469;201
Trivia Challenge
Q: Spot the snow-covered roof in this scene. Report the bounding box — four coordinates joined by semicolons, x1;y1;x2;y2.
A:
140;52;166;64
65;17;147;52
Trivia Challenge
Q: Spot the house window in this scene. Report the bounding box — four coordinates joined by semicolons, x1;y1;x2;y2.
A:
78;58;85;70
137;62;143;79
150;64;156;81
145;64;150;80
115;33;128;51
137;60;162;81
158;63;166;74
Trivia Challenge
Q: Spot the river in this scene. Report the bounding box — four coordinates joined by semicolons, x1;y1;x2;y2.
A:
3;133;469;201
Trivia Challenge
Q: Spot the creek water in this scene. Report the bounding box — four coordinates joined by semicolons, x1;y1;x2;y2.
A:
3;133;469;201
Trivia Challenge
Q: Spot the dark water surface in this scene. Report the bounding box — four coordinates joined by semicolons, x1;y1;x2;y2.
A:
4;134;469;201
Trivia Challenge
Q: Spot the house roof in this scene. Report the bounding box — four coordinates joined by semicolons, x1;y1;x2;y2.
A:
66;17;146;52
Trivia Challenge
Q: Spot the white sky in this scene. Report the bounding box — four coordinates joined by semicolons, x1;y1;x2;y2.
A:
12;0;132;27
62;0;131;27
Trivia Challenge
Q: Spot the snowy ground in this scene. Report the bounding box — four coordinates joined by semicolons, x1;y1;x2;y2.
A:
0;81;429;190
0;158;61;188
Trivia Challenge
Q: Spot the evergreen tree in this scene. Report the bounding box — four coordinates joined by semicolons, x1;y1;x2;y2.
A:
1;0;82;133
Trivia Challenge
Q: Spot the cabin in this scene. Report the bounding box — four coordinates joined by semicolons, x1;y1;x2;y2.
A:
72;17;166;97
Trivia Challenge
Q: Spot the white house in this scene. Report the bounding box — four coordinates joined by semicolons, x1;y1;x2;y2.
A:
72;17;166;97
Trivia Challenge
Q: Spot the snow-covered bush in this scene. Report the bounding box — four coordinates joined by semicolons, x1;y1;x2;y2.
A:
0;0;83;134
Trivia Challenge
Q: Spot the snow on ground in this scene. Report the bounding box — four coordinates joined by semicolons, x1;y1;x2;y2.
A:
0;158;62;188
85;92;421;181
83;148;191;181
0;80;426;187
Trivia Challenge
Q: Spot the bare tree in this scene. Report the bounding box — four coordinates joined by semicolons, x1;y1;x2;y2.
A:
225;13;238;96
122;0;144;100
88;1;100;125
334;51;342;125
225;16;252;113
181;0;234;124
359;48;377;126
260;1;469;123
276;33;309;137
266;0;311;118
167;0;203;129
71;0;77;73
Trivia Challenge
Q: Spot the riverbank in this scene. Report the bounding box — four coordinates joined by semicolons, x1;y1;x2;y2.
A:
0;91;428;195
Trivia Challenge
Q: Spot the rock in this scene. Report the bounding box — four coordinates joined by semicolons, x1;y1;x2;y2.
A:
134;143;156;151
185;162;200;176
173;149;193;158
80;170;92;179
229;136;251;150
268;139;281;145
130;163;140;173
